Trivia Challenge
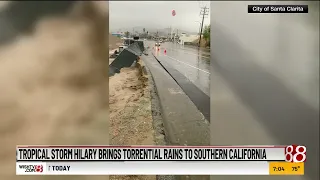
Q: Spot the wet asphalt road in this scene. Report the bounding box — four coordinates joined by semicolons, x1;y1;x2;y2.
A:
146;39;318;180
148;41;210;96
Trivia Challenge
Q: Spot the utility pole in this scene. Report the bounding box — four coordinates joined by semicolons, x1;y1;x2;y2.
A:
176;29;179;44
132;28;134;37
198;6;209;47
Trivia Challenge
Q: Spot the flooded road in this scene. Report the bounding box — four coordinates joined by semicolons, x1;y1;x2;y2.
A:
147;41;210;120
150;41;210;96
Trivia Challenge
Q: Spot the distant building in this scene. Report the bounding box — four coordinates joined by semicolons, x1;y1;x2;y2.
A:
111;32;123;38
121;37;135;46
179;33;199;45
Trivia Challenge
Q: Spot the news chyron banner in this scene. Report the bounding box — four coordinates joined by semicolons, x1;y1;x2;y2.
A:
16;145;306;175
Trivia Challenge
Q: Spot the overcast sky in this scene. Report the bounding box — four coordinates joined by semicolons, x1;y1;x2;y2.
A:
109;1;210;33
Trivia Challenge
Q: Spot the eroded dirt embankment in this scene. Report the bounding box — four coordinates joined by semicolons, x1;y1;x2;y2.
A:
109;60;156;180
109;60;154;145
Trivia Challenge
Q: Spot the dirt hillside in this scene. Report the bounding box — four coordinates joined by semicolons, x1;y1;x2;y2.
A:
109;60;156;180
192;38;207;47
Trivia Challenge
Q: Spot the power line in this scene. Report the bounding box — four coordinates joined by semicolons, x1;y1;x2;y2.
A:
198;6;209;47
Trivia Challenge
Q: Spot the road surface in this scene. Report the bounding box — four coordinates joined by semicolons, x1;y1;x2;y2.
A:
145;36;318;180
148;41;210;96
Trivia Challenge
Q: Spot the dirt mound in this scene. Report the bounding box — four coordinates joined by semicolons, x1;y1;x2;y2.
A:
109;59;153;145
192;38;207;47
109;34;123;50
109;60;155;180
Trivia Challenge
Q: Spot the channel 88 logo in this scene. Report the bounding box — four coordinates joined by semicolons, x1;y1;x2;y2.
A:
285;145;306;162
35;165;43;172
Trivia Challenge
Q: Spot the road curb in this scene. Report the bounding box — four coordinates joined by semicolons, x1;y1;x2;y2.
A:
140;56;175;180
144;53;209;180
142;53;209;146
152;53;210;121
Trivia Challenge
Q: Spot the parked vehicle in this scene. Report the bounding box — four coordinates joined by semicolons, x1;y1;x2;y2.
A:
118;45;128;53
110;45;128;58
122;37;135;46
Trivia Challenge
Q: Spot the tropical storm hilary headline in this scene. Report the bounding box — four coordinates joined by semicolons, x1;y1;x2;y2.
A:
17;148;270;161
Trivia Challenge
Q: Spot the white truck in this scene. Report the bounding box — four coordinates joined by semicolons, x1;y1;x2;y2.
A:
110;45;128;58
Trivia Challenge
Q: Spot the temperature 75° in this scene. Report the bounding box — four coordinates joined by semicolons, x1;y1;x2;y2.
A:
292;166;300;171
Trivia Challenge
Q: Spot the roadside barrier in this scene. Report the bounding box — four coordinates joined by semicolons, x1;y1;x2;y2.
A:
109;41;145;77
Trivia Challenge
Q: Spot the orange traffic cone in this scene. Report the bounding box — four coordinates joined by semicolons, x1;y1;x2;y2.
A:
164;49;167;55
